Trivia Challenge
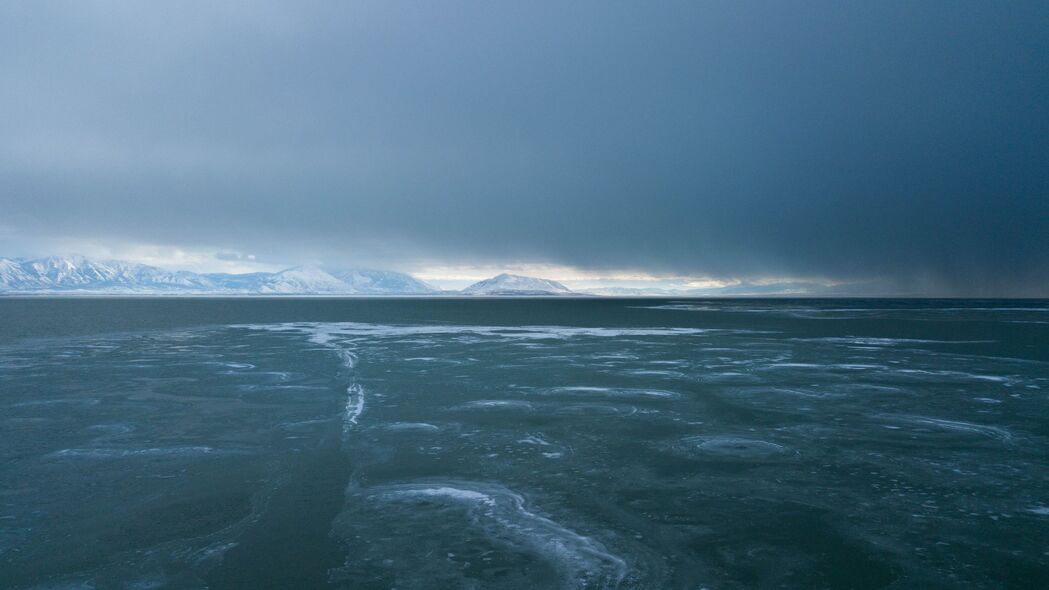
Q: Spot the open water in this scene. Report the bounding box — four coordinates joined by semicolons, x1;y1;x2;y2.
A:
1;298;1047;589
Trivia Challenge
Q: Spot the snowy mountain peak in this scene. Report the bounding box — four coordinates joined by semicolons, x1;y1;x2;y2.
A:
462;273;573;295
327;268;436;294
256;267;351;294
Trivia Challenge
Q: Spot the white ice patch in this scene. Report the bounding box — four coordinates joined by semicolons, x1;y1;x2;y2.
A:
799;336;995;346
49;446;223;459
195;541;240;563
541;386;680;399
892;369;1020;385
373;481;628;587
682;436;788;458
344;383;365;433
233;319;723;440
389;486;498;506
518;434;553;446
14;398;100;407
259;324;367;439
881;415;1014;442
385;422;441;432
553;403;639;416
459;400;535;411
236;321;714;342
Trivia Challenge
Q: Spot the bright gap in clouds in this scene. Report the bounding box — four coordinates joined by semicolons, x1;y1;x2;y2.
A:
410;264;746;292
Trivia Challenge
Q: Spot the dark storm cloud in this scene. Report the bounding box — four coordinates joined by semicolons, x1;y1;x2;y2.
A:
1;1;1047;295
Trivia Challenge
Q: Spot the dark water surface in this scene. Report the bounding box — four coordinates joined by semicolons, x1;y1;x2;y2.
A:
1;298;1047;589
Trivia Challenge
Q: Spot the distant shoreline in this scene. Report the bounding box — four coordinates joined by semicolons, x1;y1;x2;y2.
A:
2;293;1045;301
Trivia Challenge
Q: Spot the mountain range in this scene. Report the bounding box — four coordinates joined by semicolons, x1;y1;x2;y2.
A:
0;257;576;296
0;256;859;297
0;256;437;295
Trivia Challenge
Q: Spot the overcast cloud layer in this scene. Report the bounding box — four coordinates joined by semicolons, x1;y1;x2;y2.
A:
1;1;1047;295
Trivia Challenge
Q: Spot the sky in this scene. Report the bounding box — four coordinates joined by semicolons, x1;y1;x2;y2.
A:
1;1;1047;295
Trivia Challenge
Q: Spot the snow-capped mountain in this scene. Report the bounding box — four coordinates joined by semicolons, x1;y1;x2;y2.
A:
253;267;356;294
1;256;217;292
0;258;36;289
0;256;438;295
328;269;436;294
462;273;573;296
